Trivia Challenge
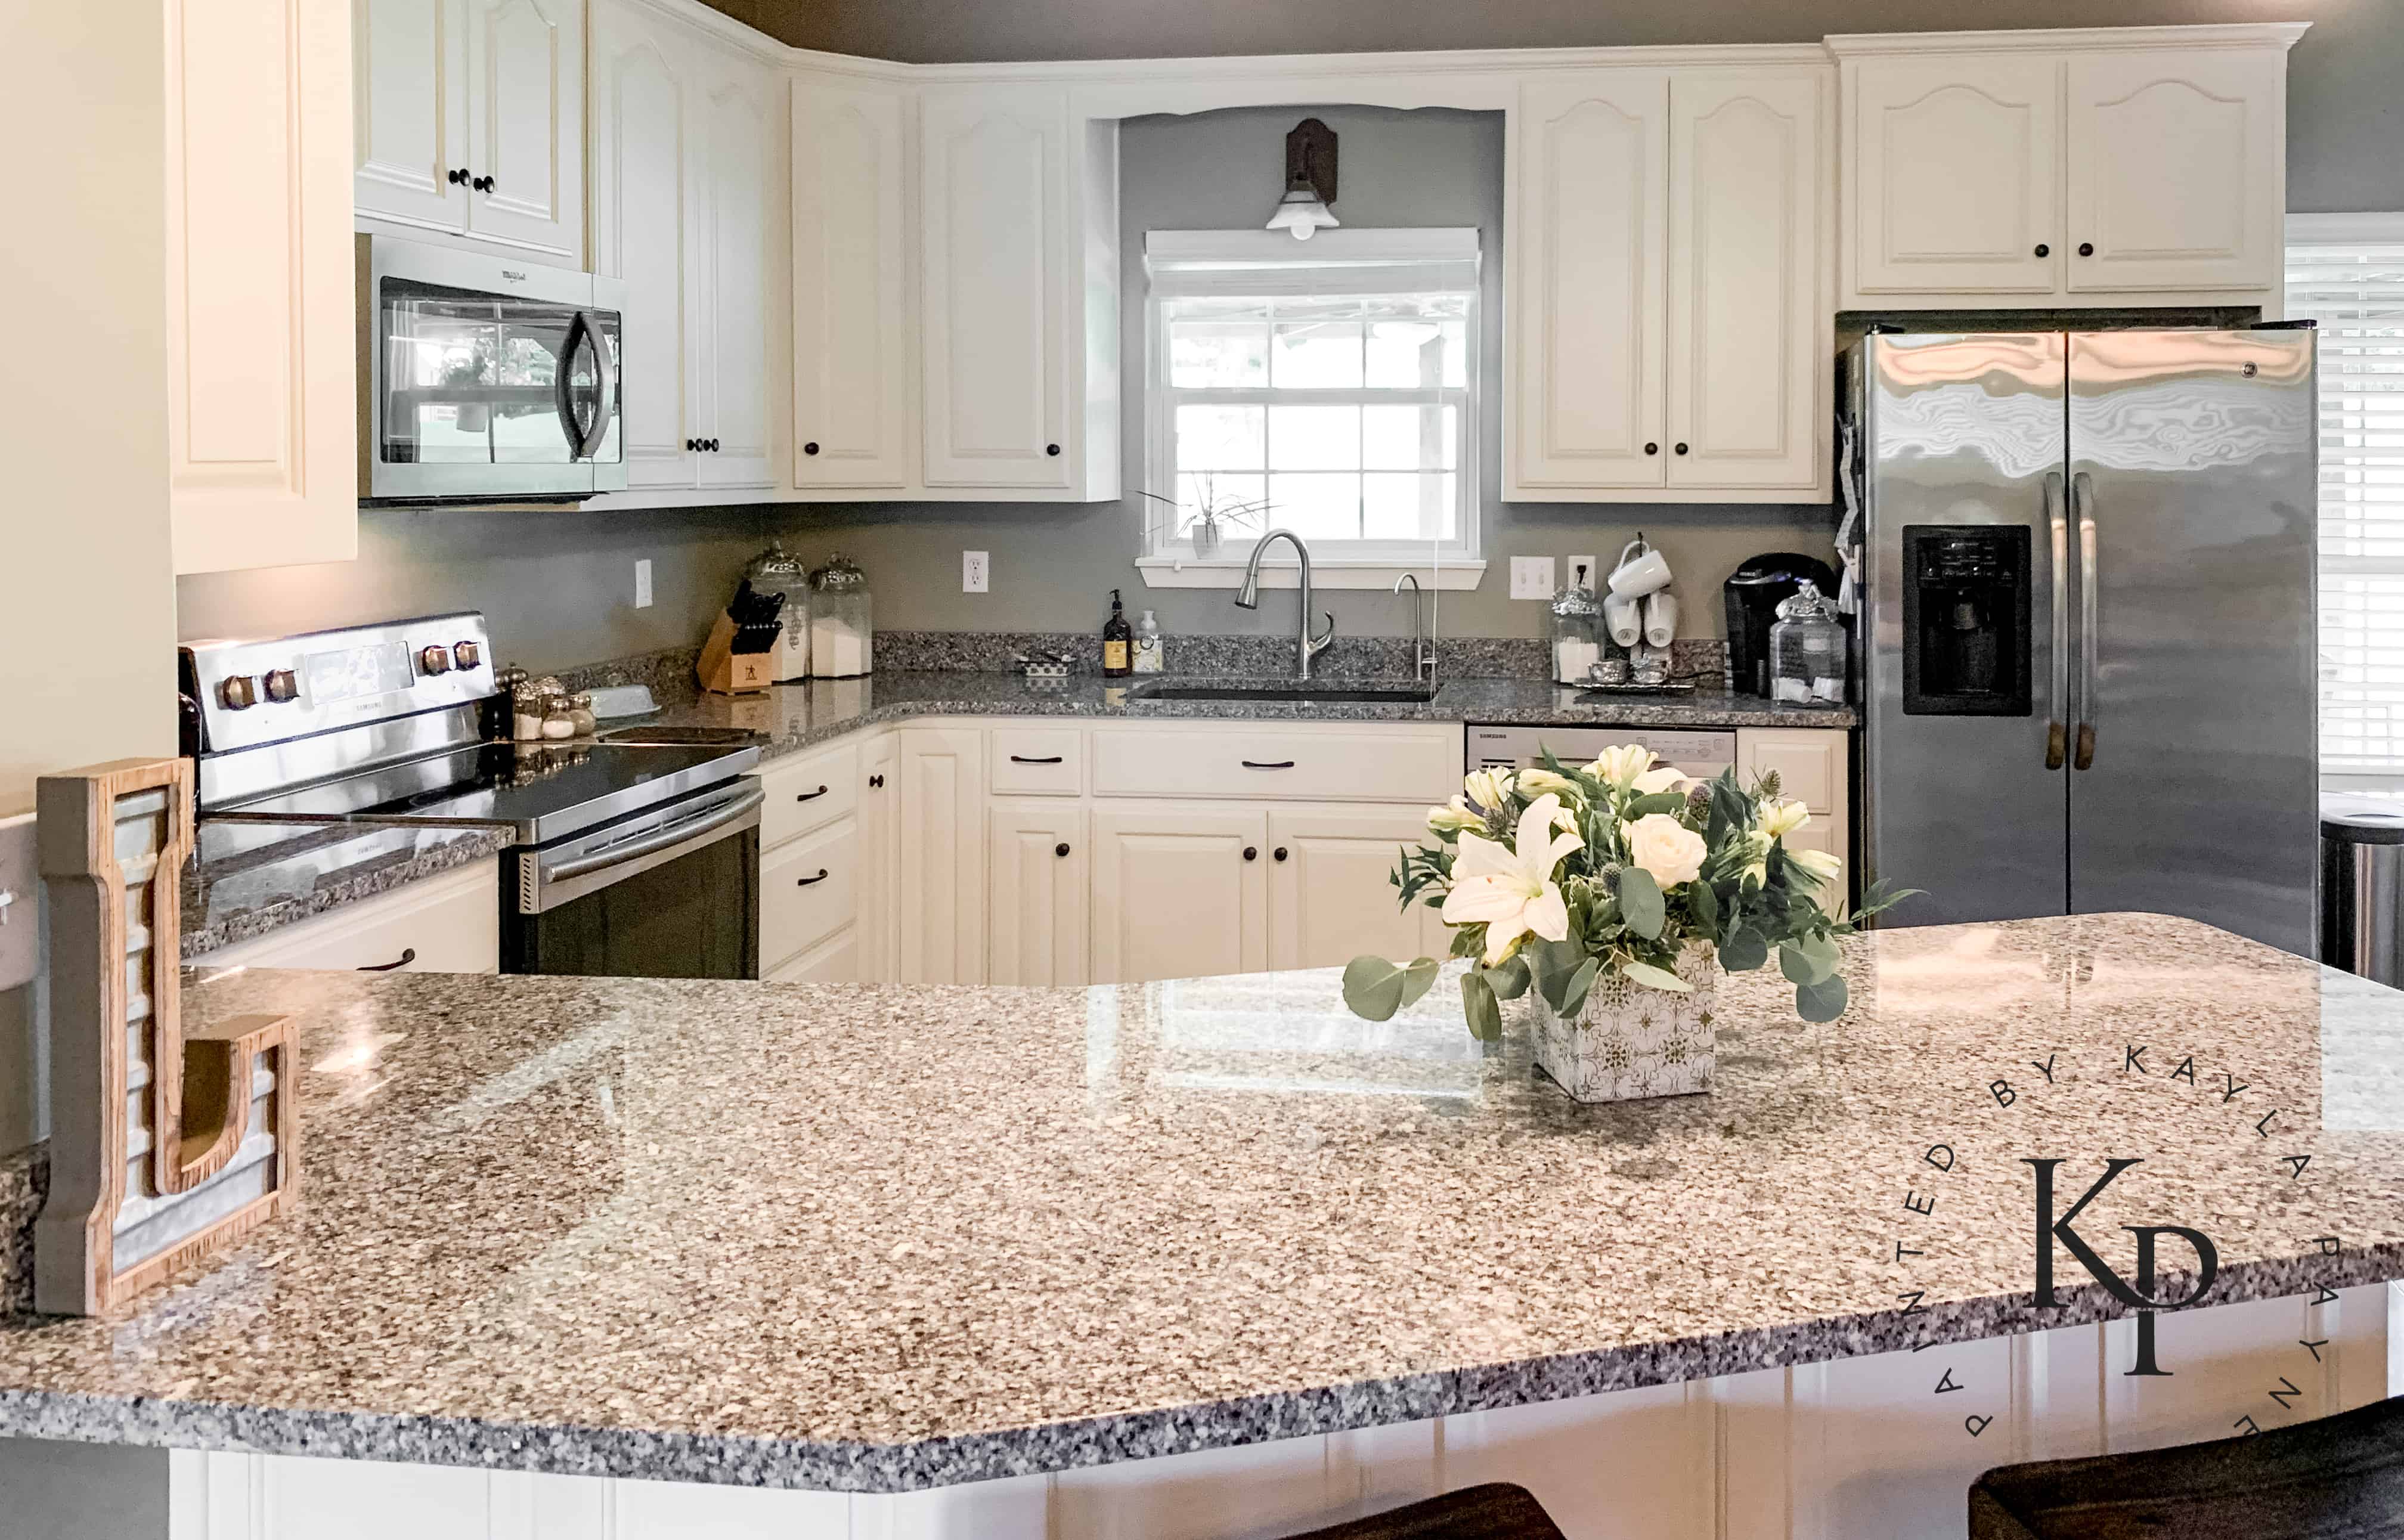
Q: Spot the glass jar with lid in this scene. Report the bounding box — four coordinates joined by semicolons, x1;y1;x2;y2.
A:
746;543;814;683
810;554;873;678
1768;580;1848;704
1549;564;1604;685
566;693;598;736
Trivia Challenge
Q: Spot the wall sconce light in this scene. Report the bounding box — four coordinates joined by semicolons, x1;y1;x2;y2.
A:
1265;117;1339;240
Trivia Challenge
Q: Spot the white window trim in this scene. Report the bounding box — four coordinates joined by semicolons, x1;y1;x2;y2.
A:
1136;228;1487;591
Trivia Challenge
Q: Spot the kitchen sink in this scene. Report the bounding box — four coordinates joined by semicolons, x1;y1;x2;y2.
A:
1130;680;1440;704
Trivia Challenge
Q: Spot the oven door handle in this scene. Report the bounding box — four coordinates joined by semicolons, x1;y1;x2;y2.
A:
540;785;764;884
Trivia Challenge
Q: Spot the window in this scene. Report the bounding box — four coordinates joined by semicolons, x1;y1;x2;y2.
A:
1141;230;1482;584
2288;215;2404;780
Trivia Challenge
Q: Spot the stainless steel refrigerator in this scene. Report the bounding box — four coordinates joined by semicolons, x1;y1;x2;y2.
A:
1848;329;2318;954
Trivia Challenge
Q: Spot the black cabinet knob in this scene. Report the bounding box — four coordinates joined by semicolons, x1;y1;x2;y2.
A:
1674;442;1689;456
1054;842;1071;858
710;438;721;452
868;773;884;789
2078;242;2095;257
1644;442;1659;456
1243;846;1259;862
1273;847;1289;862
685;438;698;451
804;442;819;456
447;168;467;185
1045;443;1061;456
2034;243;2049;257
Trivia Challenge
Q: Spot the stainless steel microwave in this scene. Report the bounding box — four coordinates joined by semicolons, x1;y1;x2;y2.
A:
358;235;625;502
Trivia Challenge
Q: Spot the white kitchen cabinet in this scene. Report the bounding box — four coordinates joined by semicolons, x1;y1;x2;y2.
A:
791;73;912;489
760;818;857;975
988;800;1089;986
197;862;500;974
692;48;776;489
1507;65;1828;503
1737;726;1850;907
919;83;1119;498
857;732;900;983
1266;807;1438;973
352;0;584;265
166;0;356;576
1091;805;1270;986
897;727;985;984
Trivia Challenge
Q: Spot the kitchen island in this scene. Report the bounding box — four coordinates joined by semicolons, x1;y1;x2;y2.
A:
0;913;2396;1537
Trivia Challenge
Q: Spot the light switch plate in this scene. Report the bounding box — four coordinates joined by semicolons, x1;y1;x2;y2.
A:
634;559;653;610
1566;554;1599;593
1510;556;1556;600
963;551;989;594
0;811;34;993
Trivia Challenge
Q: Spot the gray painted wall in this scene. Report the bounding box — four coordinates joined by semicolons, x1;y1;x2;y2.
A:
730;0;2399;215
769;106;1832;643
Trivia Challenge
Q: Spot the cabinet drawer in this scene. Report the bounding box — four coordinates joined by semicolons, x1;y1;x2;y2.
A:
761;819;857;971
1091;726;1458;804
1739;728;1844;813
199;862;500;974
766;925;858;984
759;739;860;849
988;727;1083;796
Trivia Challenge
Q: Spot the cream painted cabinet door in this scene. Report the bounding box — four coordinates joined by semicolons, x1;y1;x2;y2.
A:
1509;72;1668;492
1091;806;1269;985
691;49;776;490
590;0;697;489
168;0;356;575
2064;50;2283;293
989;801;1089;987
857;733;899;983
920;85;1071;489
352;0;466;232
460;0;582;262
1266;808;1435;974
1847;55;2061;296
792;76;912;489
1666;70;1824;494
897;728;986;984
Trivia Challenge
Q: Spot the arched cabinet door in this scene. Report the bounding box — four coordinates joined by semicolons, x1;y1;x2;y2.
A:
692;57;775;490
792;77;910;489
1845;54;2062;296
588;4;696;488
461;0;583;262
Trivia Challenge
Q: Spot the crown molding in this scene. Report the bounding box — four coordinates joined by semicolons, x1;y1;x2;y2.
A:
1824;21;2311;59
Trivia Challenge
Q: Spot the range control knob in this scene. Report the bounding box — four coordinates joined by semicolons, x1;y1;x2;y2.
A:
219;676;259;710
451;639;482;671
262;668;299;703
418;645;453;677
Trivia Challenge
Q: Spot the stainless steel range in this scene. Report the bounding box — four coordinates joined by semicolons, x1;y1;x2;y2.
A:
180;615;763;978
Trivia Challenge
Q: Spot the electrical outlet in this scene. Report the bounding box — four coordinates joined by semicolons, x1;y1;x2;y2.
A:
634;559;653;609
1566;554;1599;593
1510;556;1556;600
963;550;990;594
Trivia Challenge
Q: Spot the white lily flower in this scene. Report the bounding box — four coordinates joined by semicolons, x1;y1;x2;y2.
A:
1584;744;1655;789
1442;794;1584;965
1790;847;1842;891
1426;798;1481;835
1632;764;1688;795
1761;798;1811;838
1516;767;1584;801
1461;767;1516;813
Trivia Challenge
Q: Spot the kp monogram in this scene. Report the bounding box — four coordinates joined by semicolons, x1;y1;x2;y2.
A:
2025;1158;2220;1375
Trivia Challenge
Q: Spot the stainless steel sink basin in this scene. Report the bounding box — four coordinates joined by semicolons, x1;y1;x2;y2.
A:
1130;680;1439;704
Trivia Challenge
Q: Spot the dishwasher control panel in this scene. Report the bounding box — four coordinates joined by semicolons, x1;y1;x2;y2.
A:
1466;724;1737;782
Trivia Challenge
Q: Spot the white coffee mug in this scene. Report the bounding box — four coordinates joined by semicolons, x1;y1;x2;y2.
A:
1643;591;1678;649
1608;538;1673;599
1604;594;1643;648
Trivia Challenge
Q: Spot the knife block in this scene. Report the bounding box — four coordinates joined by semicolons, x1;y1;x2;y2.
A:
697;610;772;695
33;757;299;1314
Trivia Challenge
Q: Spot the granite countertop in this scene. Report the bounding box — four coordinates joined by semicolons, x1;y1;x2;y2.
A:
181;819;512;959
628;671;1855;764
0;914;2395;1491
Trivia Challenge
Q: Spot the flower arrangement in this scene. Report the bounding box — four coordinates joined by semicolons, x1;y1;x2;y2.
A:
1340;745;1912;1037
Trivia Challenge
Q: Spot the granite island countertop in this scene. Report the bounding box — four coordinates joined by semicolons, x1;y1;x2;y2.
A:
626;671;1855;764
0;913;2396;1491
180;818;512;960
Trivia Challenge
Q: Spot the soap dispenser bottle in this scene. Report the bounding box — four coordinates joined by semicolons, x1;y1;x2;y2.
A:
1102;589;1133;678
1132;608;1164;674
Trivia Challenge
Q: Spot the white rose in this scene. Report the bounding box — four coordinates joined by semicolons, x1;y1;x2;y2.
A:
1761;798;1811;839
1462;768;1516;811
1621;813;1706;888
1632;764;1688;795
1516;767;1584;801
1584;744;1655;789
1789;847;1842;891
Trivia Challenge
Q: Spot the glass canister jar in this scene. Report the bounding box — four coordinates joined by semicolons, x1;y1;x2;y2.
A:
1768;580;1848;704
1550;566;1603;685
810;554;873;678
747;543;814;683
566;692;598;736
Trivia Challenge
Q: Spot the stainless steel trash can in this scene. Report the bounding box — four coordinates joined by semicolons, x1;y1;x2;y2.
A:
2321;793;2404;984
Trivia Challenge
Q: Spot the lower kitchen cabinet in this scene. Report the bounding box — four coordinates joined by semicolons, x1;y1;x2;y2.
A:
857;732;900;982
1266;807;1438;972
1091;805;1271;985
765;925;859;983
897;728;984;984
988;800;1088;986
1736;726;1851;906
759;818;856;977
196;862;500;974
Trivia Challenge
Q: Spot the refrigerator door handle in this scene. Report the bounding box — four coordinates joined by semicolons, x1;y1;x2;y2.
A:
2072;469;2099;770
2044;470;2068;770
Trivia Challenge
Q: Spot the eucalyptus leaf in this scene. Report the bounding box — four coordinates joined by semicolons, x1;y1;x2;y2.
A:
1484;954;1532;1002
1627;792;1688;817
1558;956;1601;1018
1779;943;1829;987
1690;876;1720;938
1342;955;1440;1021
1720;926;1768;972
1461;969;1504;1042
1795;972;1849;1022
1618;865;1666;939
1624;960;1694;994
1529;937;1585;1009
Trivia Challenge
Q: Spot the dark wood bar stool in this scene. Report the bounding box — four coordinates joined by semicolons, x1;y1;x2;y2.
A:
1280;1483;1567;1540
1969;1394;2404;1538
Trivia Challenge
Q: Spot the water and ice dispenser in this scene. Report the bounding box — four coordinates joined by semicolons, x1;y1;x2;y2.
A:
1900;526;2031;716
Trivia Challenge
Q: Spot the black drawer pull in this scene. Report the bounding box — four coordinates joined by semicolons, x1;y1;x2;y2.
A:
1055;842;1071;858
1009;754;1064;764
358;947;417;972
795;869;830;887
794;784;829;802
1241;760;1296;770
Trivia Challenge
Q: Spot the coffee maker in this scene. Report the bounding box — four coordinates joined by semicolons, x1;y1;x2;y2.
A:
1723;553;1838;698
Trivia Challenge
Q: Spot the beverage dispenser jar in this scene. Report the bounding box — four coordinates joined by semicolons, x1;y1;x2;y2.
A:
809;554;874;678
1768;580;1847;704
1550;568;1603;685
746;543;813;683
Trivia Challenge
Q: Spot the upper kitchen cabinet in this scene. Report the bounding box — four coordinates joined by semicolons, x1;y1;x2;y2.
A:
791;73;912;490
351;0;584;266
1830;26;2304;307
918;84;1120;499
1507;61;1829;503
590;0;779;495
169;0;357;575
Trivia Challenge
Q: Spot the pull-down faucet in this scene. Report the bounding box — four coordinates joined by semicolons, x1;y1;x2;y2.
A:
1234;529;1335;680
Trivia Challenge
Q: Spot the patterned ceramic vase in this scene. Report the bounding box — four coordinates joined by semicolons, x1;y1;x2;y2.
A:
1531;941;1717;1102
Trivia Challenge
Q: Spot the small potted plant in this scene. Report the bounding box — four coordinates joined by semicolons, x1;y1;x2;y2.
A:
1342;746;1912;1103
1136;476;1272;560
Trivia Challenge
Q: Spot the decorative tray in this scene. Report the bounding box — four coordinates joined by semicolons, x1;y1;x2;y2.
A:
1573;682;1700;698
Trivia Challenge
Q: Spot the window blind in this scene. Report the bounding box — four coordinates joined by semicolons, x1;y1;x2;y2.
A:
2288;217;2404;777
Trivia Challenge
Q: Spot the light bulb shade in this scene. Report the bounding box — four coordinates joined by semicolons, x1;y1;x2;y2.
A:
1266;189;1340;240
